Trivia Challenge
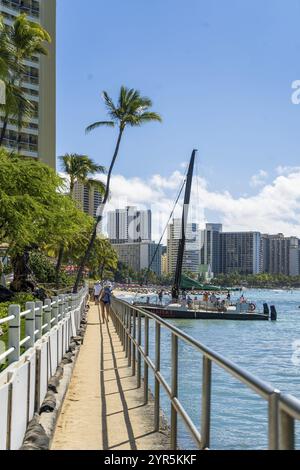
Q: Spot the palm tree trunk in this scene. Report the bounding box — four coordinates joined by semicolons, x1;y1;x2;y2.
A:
73;127;124;293
55;244;64;287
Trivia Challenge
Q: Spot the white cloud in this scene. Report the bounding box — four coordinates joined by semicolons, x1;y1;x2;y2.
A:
63;167;300;243
250;170;268;188
276;165;300;176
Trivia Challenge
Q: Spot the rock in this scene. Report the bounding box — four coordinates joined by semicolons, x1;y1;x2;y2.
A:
40;391;56;414
68;342;77;353
0;286;14;303
54;366;64;380
62;352;73;364
73;336;83;345
48;376;60;394
21;414;50;450
34;288;47;302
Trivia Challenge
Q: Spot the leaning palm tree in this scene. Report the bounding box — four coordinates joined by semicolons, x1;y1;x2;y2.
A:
73;86;162;292
56;154;106;283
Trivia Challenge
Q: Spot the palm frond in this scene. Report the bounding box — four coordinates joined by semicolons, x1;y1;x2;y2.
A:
86;121;115;134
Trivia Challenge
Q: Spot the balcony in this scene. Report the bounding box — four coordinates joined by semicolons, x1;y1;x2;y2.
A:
0;0;40;19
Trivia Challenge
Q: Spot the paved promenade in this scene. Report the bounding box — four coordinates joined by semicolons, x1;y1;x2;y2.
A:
51;303;169;450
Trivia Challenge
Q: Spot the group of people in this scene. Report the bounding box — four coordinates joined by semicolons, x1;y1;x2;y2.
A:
93;281;113;323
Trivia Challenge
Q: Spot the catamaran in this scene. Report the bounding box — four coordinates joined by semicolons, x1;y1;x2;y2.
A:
135;150;277;321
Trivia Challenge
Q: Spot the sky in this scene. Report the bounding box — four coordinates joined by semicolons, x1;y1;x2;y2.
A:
57;0;300;241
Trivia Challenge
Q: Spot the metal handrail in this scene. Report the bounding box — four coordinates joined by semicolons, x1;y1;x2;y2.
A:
111;296;300;450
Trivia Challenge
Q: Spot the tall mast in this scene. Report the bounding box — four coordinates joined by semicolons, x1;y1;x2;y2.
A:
172;150;197;300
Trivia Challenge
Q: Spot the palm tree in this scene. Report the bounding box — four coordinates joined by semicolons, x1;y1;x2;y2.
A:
59;153;106;196
57;154;106;283
0;14;51;147
73;86;162;292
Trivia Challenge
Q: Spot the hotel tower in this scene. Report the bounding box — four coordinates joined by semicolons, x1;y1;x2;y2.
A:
0;0;56;168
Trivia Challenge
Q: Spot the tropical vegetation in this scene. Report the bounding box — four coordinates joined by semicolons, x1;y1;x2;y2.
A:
0;148;116;294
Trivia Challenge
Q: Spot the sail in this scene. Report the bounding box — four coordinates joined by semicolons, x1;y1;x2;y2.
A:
180;274;224;292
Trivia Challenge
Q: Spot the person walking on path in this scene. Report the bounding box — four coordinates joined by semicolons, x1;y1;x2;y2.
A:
93;281;102;305
100;284;112;323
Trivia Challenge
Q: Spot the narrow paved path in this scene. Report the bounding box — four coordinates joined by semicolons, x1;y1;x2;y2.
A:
51;303;169;451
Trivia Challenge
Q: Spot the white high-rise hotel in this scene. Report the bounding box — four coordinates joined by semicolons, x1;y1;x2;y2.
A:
107;207;152;244
0;0;56;168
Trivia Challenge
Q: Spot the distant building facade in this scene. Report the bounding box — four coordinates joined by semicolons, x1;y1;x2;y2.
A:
113;241;162;276
261;234;300;276
167;219;200;275
73;180;102;219
220;232;261;275
200;225;300;277
200;223;223;276
107;207;152;244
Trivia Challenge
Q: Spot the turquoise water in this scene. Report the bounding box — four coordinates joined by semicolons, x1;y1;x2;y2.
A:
118;289;300;449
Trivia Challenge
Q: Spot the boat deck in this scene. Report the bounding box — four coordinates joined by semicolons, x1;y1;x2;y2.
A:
140;305;270;321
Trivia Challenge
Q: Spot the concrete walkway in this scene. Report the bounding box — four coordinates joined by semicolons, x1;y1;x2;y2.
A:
51;303;169;451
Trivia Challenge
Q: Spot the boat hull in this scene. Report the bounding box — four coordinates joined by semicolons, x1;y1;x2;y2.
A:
140;306;270;321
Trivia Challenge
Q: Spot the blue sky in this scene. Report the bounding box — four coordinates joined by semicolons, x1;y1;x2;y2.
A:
57;0;300;238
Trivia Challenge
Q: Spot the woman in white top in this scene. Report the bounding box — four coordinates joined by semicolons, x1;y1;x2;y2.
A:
93;281;102;304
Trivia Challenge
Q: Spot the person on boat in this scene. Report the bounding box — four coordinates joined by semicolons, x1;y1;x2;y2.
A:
227;291;231;302
210;293;217;304
158;290;164;304
239;294;246;304
203;292;209;302
187;295;193;309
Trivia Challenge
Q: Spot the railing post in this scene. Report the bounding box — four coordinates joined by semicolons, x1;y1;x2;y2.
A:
144;316;149;404
121;305;124;348
132;311;136;376
137;313;142;389
171;333;178;450
268;390;280;450
201;356;212;449
8;305;20;365
52;297;59;327
58;294;64;321
280;410;295;450
154;322;161;431
128;309;132;367
44;299;51;333
125;306;129;358
25;302;36;349
35;301;43;341
61;294;66;320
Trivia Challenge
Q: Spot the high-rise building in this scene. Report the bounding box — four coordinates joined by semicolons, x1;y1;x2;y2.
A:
200;223;223;276
167;219;200;275
107;207;152;244
113;241;162;276
0;0;56;168
261;234;300;276
220;232;261;275
73;180;102;219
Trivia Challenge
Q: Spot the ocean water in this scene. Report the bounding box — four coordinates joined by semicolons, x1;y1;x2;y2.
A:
117;289;300;450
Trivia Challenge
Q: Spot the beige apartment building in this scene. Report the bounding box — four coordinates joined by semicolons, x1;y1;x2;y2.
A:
73;180;103;219
0;0;56;169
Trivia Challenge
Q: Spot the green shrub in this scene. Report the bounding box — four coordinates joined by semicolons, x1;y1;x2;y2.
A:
29;251;56;284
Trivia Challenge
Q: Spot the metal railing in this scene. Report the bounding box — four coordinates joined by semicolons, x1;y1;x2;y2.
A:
0;286;87;368
110;297;300;450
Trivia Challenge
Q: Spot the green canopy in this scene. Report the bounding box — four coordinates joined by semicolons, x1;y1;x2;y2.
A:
180;274;224;292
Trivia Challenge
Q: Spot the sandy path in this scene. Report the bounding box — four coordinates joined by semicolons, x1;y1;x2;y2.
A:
51;304;169;450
